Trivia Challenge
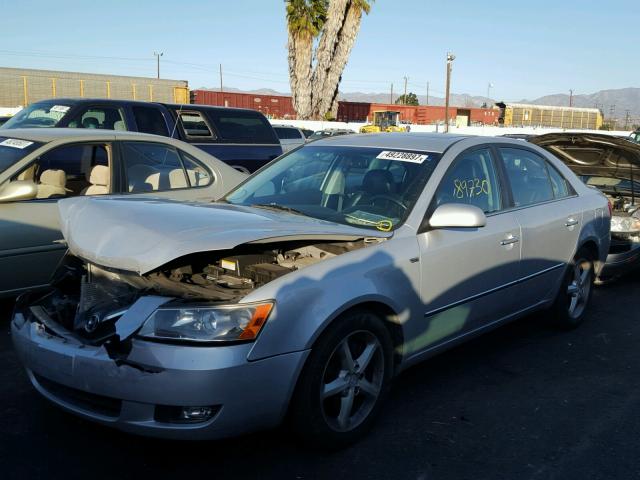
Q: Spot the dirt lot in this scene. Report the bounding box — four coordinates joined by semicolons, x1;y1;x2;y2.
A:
1;278;639;480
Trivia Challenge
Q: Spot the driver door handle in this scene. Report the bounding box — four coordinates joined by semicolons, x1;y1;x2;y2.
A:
565;217;579;227
500;234;520;246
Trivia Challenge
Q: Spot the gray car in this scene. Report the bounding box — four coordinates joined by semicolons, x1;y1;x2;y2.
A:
12;133;610;447
0;129;246;298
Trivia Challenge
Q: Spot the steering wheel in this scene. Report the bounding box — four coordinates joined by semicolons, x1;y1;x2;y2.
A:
369;194;407;213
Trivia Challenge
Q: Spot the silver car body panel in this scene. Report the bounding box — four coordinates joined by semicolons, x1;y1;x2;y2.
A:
58;197;392;274
12;133;611;439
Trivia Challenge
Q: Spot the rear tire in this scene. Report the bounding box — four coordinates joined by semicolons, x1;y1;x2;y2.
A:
549;247;594;329
288;309;393;449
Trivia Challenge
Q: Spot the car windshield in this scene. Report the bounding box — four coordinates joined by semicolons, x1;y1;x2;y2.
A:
0;137;42;175
226;145;440;231
2;102;71;129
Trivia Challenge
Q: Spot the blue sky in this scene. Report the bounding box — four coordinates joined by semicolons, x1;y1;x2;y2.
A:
1;0;636;101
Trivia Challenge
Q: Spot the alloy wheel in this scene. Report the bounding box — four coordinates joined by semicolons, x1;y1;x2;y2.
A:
320;330;385;432
566;258;592;319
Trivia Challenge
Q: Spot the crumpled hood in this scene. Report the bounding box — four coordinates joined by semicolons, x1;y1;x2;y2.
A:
530;133;640;181
58;196;391;275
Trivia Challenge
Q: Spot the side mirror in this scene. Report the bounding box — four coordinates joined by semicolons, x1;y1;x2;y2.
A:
429;203;487;229
0;181;38;203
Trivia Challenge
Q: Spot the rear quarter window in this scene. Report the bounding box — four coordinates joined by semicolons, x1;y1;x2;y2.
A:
204;110;278;144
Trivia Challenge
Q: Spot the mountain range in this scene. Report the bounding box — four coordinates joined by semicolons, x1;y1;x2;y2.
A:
198;86;640;121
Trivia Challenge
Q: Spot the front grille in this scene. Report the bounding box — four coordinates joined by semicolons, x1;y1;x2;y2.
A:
34;373;122;418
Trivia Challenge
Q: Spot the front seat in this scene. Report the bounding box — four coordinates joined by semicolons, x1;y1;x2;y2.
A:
36;169;67;199
348;169;395;207
82;165;110;195
82;117;100;129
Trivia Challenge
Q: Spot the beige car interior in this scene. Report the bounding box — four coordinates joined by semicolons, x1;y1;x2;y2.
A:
81;165;110;195
127;164;208;192
36;169;67;199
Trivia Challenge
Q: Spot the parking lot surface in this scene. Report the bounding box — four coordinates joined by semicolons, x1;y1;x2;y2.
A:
1;277;639;480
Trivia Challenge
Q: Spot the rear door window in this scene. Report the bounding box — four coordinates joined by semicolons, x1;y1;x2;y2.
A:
274;127;303;140
205;109;277;144
500;148;555;206
121;142;190;192
133;106;170;136
68;106;126;130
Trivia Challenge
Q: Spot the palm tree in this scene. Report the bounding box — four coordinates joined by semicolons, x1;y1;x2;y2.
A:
312;0;372;119
286;0;326;120
286;0;372;120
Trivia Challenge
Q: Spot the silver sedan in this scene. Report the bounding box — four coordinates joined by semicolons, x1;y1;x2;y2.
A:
0;129;246;298
12;133;610;447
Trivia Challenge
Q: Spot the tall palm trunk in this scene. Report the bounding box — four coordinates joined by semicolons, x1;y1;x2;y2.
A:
313;2;366;119
310;0;350;119
288;30;314;120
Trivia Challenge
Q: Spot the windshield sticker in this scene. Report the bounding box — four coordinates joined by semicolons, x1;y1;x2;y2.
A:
376;150;429;163
345;211;395;231
49;105;71;114
0;138;34;149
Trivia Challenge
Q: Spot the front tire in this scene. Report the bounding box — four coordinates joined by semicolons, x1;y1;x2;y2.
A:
289;309;394;449
550;247;595;329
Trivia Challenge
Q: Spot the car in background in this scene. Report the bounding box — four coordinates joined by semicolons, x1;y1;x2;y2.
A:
307;128;355;141
2;99;282;173
531;132;640;282
12;133;608;446
0;116;12;127
0;129;246;298
272;124;307;152
629;129;640;144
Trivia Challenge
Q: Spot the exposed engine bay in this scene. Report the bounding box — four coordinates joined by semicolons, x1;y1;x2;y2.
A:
22;238;381;345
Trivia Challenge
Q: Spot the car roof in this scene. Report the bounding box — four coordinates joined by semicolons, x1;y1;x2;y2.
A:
310;132;470;153
28;98;157;108
0;128;169;143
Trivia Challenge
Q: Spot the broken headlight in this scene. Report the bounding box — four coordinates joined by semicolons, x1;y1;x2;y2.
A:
610;216;640;234
138;302;273;343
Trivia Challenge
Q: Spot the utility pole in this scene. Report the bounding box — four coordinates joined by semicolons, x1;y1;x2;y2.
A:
390;83;393;104
625;110;631;130
487;82;494;102
403;76;408;104
444;52;455;133
219;64;224;93
569;89;573;107
153;52;163;79
426;81;430;105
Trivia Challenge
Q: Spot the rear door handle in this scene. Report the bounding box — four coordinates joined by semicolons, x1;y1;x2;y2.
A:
565;217;579;227
500;234;520;246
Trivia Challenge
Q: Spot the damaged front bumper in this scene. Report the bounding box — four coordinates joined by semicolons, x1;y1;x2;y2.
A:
599;238;640;281
11;296;308;440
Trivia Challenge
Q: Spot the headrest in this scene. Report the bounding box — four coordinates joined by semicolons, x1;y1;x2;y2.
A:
40;169;66;187
82;117;99;129
89;165;109;186
363;169;394;195
169;168;188;188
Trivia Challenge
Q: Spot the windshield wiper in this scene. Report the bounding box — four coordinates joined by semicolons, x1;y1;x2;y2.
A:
251;203;306;216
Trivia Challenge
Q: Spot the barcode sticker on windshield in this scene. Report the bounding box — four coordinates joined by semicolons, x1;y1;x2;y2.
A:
376;150;429;163
0;138;33;149
50;105;70;113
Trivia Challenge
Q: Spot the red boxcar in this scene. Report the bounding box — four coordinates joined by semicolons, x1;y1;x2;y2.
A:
191;90;297;119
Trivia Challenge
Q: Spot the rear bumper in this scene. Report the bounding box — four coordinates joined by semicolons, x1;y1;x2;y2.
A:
11;312;308;440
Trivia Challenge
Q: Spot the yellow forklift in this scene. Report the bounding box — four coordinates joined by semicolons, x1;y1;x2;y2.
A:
360;110;406;133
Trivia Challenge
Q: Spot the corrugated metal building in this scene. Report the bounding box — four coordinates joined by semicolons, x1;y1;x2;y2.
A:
0;67;189;107
192;90;296;119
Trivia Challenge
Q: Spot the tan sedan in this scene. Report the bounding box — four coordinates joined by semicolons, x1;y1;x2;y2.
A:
0;129;246;297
